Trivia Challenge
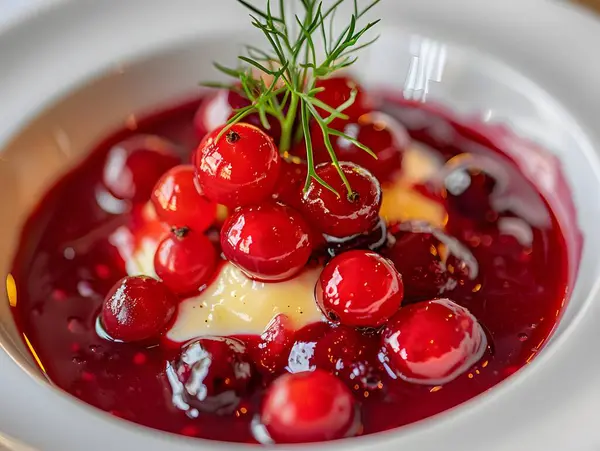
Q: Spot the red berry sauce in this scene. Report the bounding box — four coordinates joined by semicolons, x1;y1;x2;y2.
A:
9;91;574;443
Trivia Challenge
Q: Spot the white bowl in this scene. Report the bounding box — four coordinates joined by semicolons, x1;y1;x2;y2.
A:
2;1;600;450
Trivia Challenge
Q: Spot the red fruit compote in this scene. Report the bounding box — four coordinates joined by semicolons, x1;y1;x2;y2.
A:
9;76;576;444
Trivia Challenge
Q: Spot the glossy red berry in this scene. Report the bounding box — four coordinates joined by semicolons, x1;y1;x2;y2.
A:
384;228;449;302
154;229;217;295
383;222;478;302
103;135;180;202
247;314;295;375
221;202;312;281
301;162;382;238
272;159;307;211
316;250;403;327
194;89;281;141
195;123;281;208
151;165;217;232
381;298;487;385
168;337;254;415
311;112;409;183
101;276;177;342
440;160;498;222
261;369;358;443
313;326;383;392
285;322;331;373
314;76;372;122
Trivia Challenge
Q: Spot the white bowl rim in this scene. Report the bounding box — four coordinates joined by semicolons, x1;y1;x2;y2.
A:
2;1;600;451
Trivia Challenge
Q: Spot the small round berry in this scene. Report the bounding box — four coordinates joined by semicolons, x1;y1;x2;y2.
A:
151;165;217;232
381;298;487;385
312;112;409;183
221;202;312;281
313;326;383;393
101;276;177;342
261;369;358;443
316;250;403;327
314;76;372;122
195;123;281;208
154;229;217;295
384;227;449;302
285;322;331;373
102;135;180;202
441;162;497;222
194;89;281;140
247;314;295;375
272;159;307;211
301;162;382;238
168;337;254;415
383;222;479;302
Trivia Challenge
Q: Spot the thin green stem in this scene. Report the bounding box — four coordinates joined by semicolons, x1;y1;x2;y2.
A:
208;0;381;194
279;92;300;153
300;100;337;195
316;118;354;197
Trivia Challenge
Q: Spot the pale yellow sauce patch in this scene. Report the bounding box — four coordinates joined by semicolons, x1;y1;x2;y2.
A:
167;263;324;342
380;145;447;228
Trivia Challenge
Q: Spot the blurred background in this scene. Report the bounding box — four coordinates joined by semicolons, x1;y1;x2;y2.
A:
574;0;600;10
0;0;600;27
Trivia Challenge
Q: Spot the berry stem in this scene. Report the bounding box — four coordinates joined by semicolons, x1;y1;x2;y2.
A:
172;226;190;239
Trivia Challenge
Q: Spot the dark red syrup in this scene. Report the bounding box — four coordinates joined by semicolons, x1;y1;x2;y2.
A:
10;94;574;443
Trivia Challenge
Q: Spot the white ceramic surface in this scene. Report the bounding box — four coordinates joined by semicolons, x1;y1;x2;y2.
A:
2;1;600;450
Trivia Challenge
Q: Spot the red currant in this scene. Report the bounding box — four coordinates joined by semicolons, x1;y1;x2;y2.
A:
384;227;449;302
314;76;372;122
194;89;281;141
154;229;217;295
381;298;487;385
440;161;497;222
102;135;180;202
286;322;331;373
168;337;254;415
383;222;479;302
313;326;383;392
247;314;295;375
151;165;217;232
311;112;409;183
260;369;358;443
316;250;403;327
301;162;382;238
195;123;281;208
272;159;307;211
221;202;312;281
101;276;177;342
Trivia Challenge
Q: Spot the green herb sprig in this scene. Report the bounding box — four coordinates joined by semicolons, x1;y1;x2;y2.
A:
205;0;381;197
